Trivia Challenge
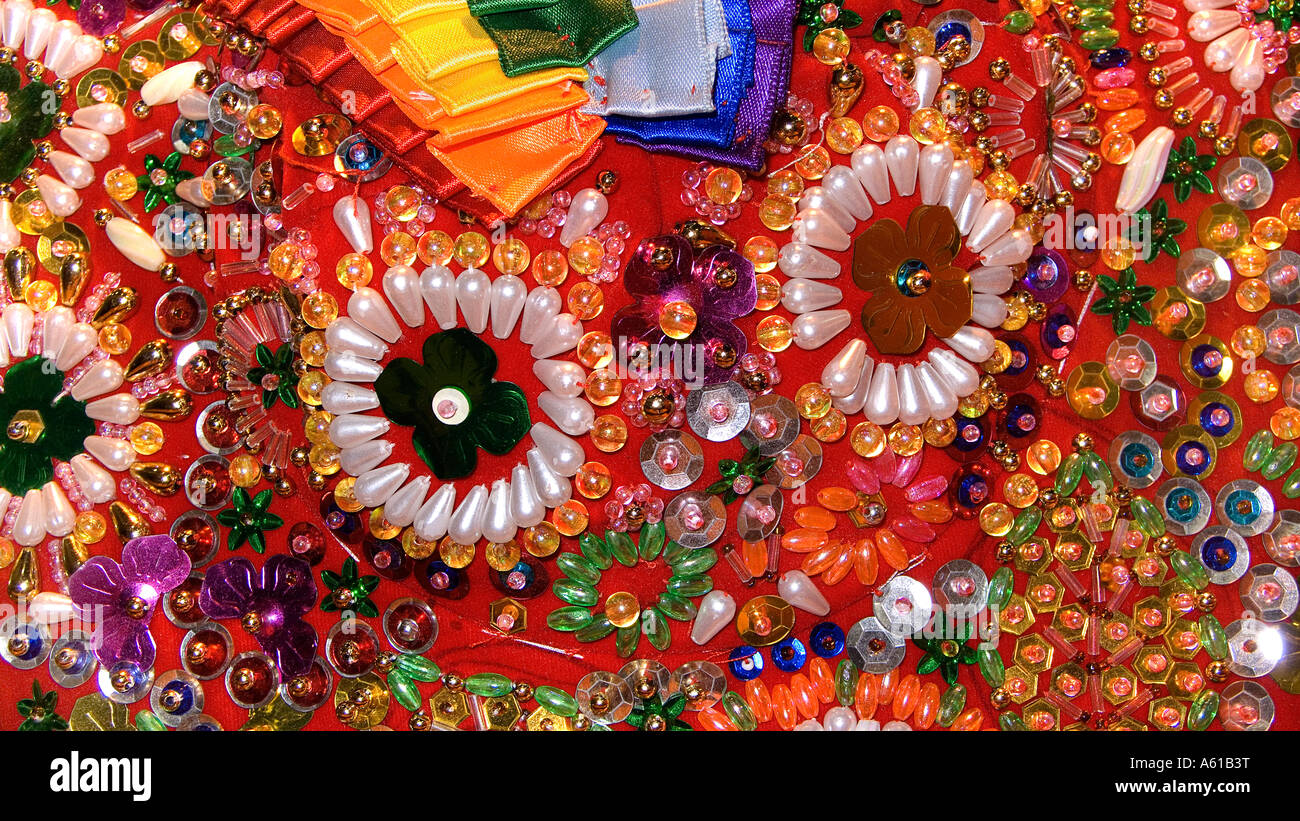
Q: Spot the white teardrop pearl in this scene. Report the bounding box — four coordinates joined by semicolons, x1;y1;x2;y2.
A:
1186;0;1236;9
558;188;608;247
348;286;402;343
797;188;856;233
896;364;932;425
884;136;920;196
23;7;55;60
850;143;891;204
419;265;458;329
832;356;874;414
0;331;9;369
414;484;456;542
509;463;545;528
533;359;586;397
481;479;517;544
690;590;736;644
323;350;383;383
328;413;390;449
917;142;954;206
791;309;851;350
972;293;1010;328
1229;37;1265;93
1187;9;1239;41
777;243;840;279
863;363;900;425
84;435;136;471
60;126;109;162
940;160;973;216
333;195;373;254
822;166;872;221
2;0;32;51
34;175;80;218
944;325;996;362
519;287;562;344
339;440;393;476
382;265;424;328
69;359;124;401
352;463;409;508
12;490;46;547
174;178;212;208
910;56;942;110
966;199;1015;252
85;394;140;424
139;60;203;105
177;88;210;121
57;35;103;80
1205;28;1248;71
526;448;571;506
530;313;582;359
979;228;1033;266
777;570;831;616
55;322;97;371
39;306;74;361
781;278;842;314
969;265;1015;294
0;199;20;253
383;476;430;528
821;339;867;397
823;706;858;731
915;362;958;419
490;274;527;339
3;302;33;355
530;422;584;476
928;349;980;397
72;103;126;135
325;317;388;360
956;180;986;236
42;19;77;76
455;268;491;333
538;391;594;436
48;151;94;190
42;482;74;538
792;208;851;251
447;485;488;545
105;217;164;271
321;382;380;415
70;454;115;503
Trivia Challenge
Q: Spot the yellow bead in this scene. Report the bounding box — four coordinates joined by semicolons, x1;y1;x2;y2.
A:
335;253;373;290
826;117;864;154
604;591;640;628
228;453;262;487
887;423;924;456
268;242;303;281
704;167;745;205
245;104;283;139
453;231;490;268
439;538;475;568
309;442;340;474
1243;369;1279;403
299;330;328;367
23;279;57;311
491;237;531;276
567;236;605;277
658;300;697;339
301;292;338;329
979;501;1015;537
103;167;138;201
1229;325;1266;358
758;195;797;231
811;27;851;65
551;499;589;536
577;332;614;369
794;145;832;179
1232;242;1267;277
522;522;561;557
756;315;793;352
383;185;421;221
417;230;454;266
766;169;804;199
1281;197;1300;231
850;421;886;457
811;409;847;442
584;369;623;406
575;462;612;499
1002;301;1030;331
755;273;781;310
908;107;947;144
380;231;417;267
531;248;568;286
304;410;333;445
297;371;328;406
1235;277;1271;312
923;417;957;447
97;323;131;354
984;170;1020;200
590;414;628;453
73;511;106;544
794;382;833;419
1003;474;1039;508
1198;203;1249;255
1271;407;1300;440
484;540;521;572
567;281;605;320
902;25;936;57
742;235;779;273
862;105;900;142
1252;215;1289;250
1100;238;1137;271
129;422;164;455
1025;440;1062;475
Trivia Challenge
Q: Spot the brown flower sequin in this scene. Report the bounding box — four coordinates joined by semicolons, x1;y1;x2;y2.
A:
851;205;973;355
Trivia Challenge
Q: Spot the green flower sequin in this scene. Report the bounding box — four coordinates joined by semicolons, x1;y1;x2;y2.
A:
1162;136;1215;203
627;692;692;731
705;446;776;504
246;342;300;410
798;0;863;51
18;681;66;731
1091;267;1155;334
914;607;978;686
137;152;194;212
0;357;95;496
1130;198;1187;263
217;487;284;553
320;557;380;617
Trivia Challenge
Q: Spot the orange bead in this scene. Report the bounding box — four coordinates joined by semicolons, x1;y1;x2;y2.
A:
877;668;897;705
914;682;941;729
782;527;829;552
771;684;798;730
742;539;767;578
745;679;773;723
909;500;954;524
823;542;855;585
790;674;818;719
1104;108;1146;133
893;674;921;721
855;673;878;720
698;706;737;730
853;537;878;585
793;506;837;530
809;658;836;704
802;541;844;576
876;527;909;570
816;486;858;511
952;707;984;731
1091;88;1139;110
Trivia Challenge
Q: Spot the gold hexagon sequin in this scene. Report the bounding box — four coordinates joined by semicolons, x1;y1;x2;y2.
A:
1148;696;1187;730
1134;645;1173;684
1098;612;1137;653
1049;661;1089;701
1025;571;1064;612
293;114;352;157
1149;285;1206;340
242;695;314;730
428;686;469;728
1013;536;1051;575
1051;603;1090;642
1179;334;1233;389
1197;203;1250;256
68;693;133;730
1101;665;1137;705
158;13;206;61
1238;118;1293;171
478;694;523;730
1161;424;1218;481
76;68;128;108
998;593;1036;636
1022;698;1061;731
1053;533;1095;572
1133;594;1172;639
735;595;795;646
1187;390;1243;447
1003;663;1038;704
119;41;166;90
1065;361;1119;419
1013;634;1053;674
334;673;389;729
333;476;363;513
14;189;58;235
1165;618;1203;661
526;706;572;731
37;222;90;276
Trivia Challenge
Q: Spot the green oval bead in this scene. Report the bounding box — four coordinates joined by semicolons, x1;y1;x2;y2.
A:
1243;430;1275;472
723;690;758;731
663;539;690;565
1199;614;1228;660
999;712;1029;731
136;711;167;731
1007;505;1042;546
1055;451;1085;494
389;672;422;711
465;672;512;698
642;606;671;650
1283;467;1300;499
552;578;598;607
534;685;578;717
1078;26;1119;49
1001;10;1033;33
575;614;616;642
938;683;967;728
989;566;1014;610
1077;8;1115;29
1130;496;1165;538
557;552;601;586
1261;441;1298;480
667;574;713;597
670;546;718;577
1170;550;1209;589
1074;0;1115;8
1188;690;1219;731
606;529;639;567
615;624;639;658
657;591;698;621
835;659;857;706
978;647;1005;687
394;653;441;682
579;533;613;570
1082;451;1113;490
547;606;593;632
639;520;666;560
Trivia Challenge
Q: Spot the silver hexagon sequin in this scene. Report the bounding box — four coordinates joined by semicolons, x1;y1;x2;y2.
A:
0;617;51;670
1214;479;1275;537
932;559;989;613
638;429;704;490
846;616;906;673
735;484;783;542
1264;250;1300;306
208;82;257;134
1225;618;1283;678
200;156;253;206
873;575;933;637
1155;477;1212;536
576;671;633;724
98;661;154;704
150;669;205;727
1220;680;1274;730
1217;156;1273;210
618;659;672;699
1239;565;1299;622
739;394;800;456
664;491;727;548
49;631;97;688
1271;75;1300;127
685;381;751;442
1284;363;1300;411
1259;308;1300;365
1192;526;1250;584
1176;248;1232;303
672;661;726;710
1106;334;1158;390
763;434;823;490
1109;430;1164;489
1263;509;1300;566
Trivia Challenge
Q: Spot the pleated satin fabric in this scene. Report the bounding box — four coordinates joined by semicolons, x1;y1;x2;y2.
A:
472;0;639;77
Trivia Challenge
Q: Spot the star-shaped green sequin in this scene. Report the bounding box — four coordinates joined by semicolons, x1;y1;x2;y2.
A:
1130;198;1187;263
17;681;67;731
217;487;284;553
626;692;692;731
1161;136;1215;203
320;557;380;617
246;342;300;410
914;607;978;686
1092;267;1155;335
706;446;776;504
136;152;194;212
797;0;863;51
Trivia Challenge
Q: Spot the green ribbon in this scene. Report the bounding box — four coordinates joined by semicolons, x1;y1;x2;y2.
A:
476;0;640;77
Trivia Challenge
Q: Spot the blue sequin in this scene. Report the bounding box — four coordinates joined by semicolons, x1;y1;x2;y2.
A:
953;418;986;453
729;645;764;680
1223;489;1260;526
1200;535;1236;571
161;678;196;714
1164;488;1200;522
1199;402;1234;437
810;622;846;657
13;625;42;661
771;637;807;672
1003;338;1031;377
934;20;972;50
956;471;990;509
1190;344;1224;378
1003;401;1038;441
1120;442;1156;480
1176;441;1212;476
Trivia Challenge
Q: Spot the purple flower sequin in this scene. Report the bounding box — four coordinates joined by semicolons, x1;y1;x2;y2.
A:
610;235;757;385
199;554;318;677
67;535;192;671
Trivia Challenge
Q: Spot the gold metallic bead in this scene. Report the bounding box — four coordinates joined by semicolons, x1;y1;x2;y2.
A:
1054;191;1074;209
1196;591;1217;611
1081;152;1102;173
24;61;43;80
968;110;990;132
1214;136;1235;156
1171;108;1192;127
1153;88;1174;109
1072;432;1094;451
102;34;122;53
1028;302;1048;322
1061;5;1081;24
158;263;178;282
1129;14;1149;34
988;57;1010;81
1138;41;1159;61
51;78;68;97
131;100;151;119
0;48;13;65
1205;660;1229;683
1072;269;1094;290
307;471;327;491
93;208;113;227
995;541;1016;562
19;167;38;186
1079;102;1097;123
1146;67;1167;87
1152;534;1177;555
990;688;1012;708
1199;120;1218;139
1047;378;1066;397
970;86;989;108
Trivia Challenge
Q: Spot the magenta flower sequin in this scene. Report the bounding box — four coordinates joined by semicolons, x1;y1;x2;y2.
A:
67;535;192;671
199;554;318;677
